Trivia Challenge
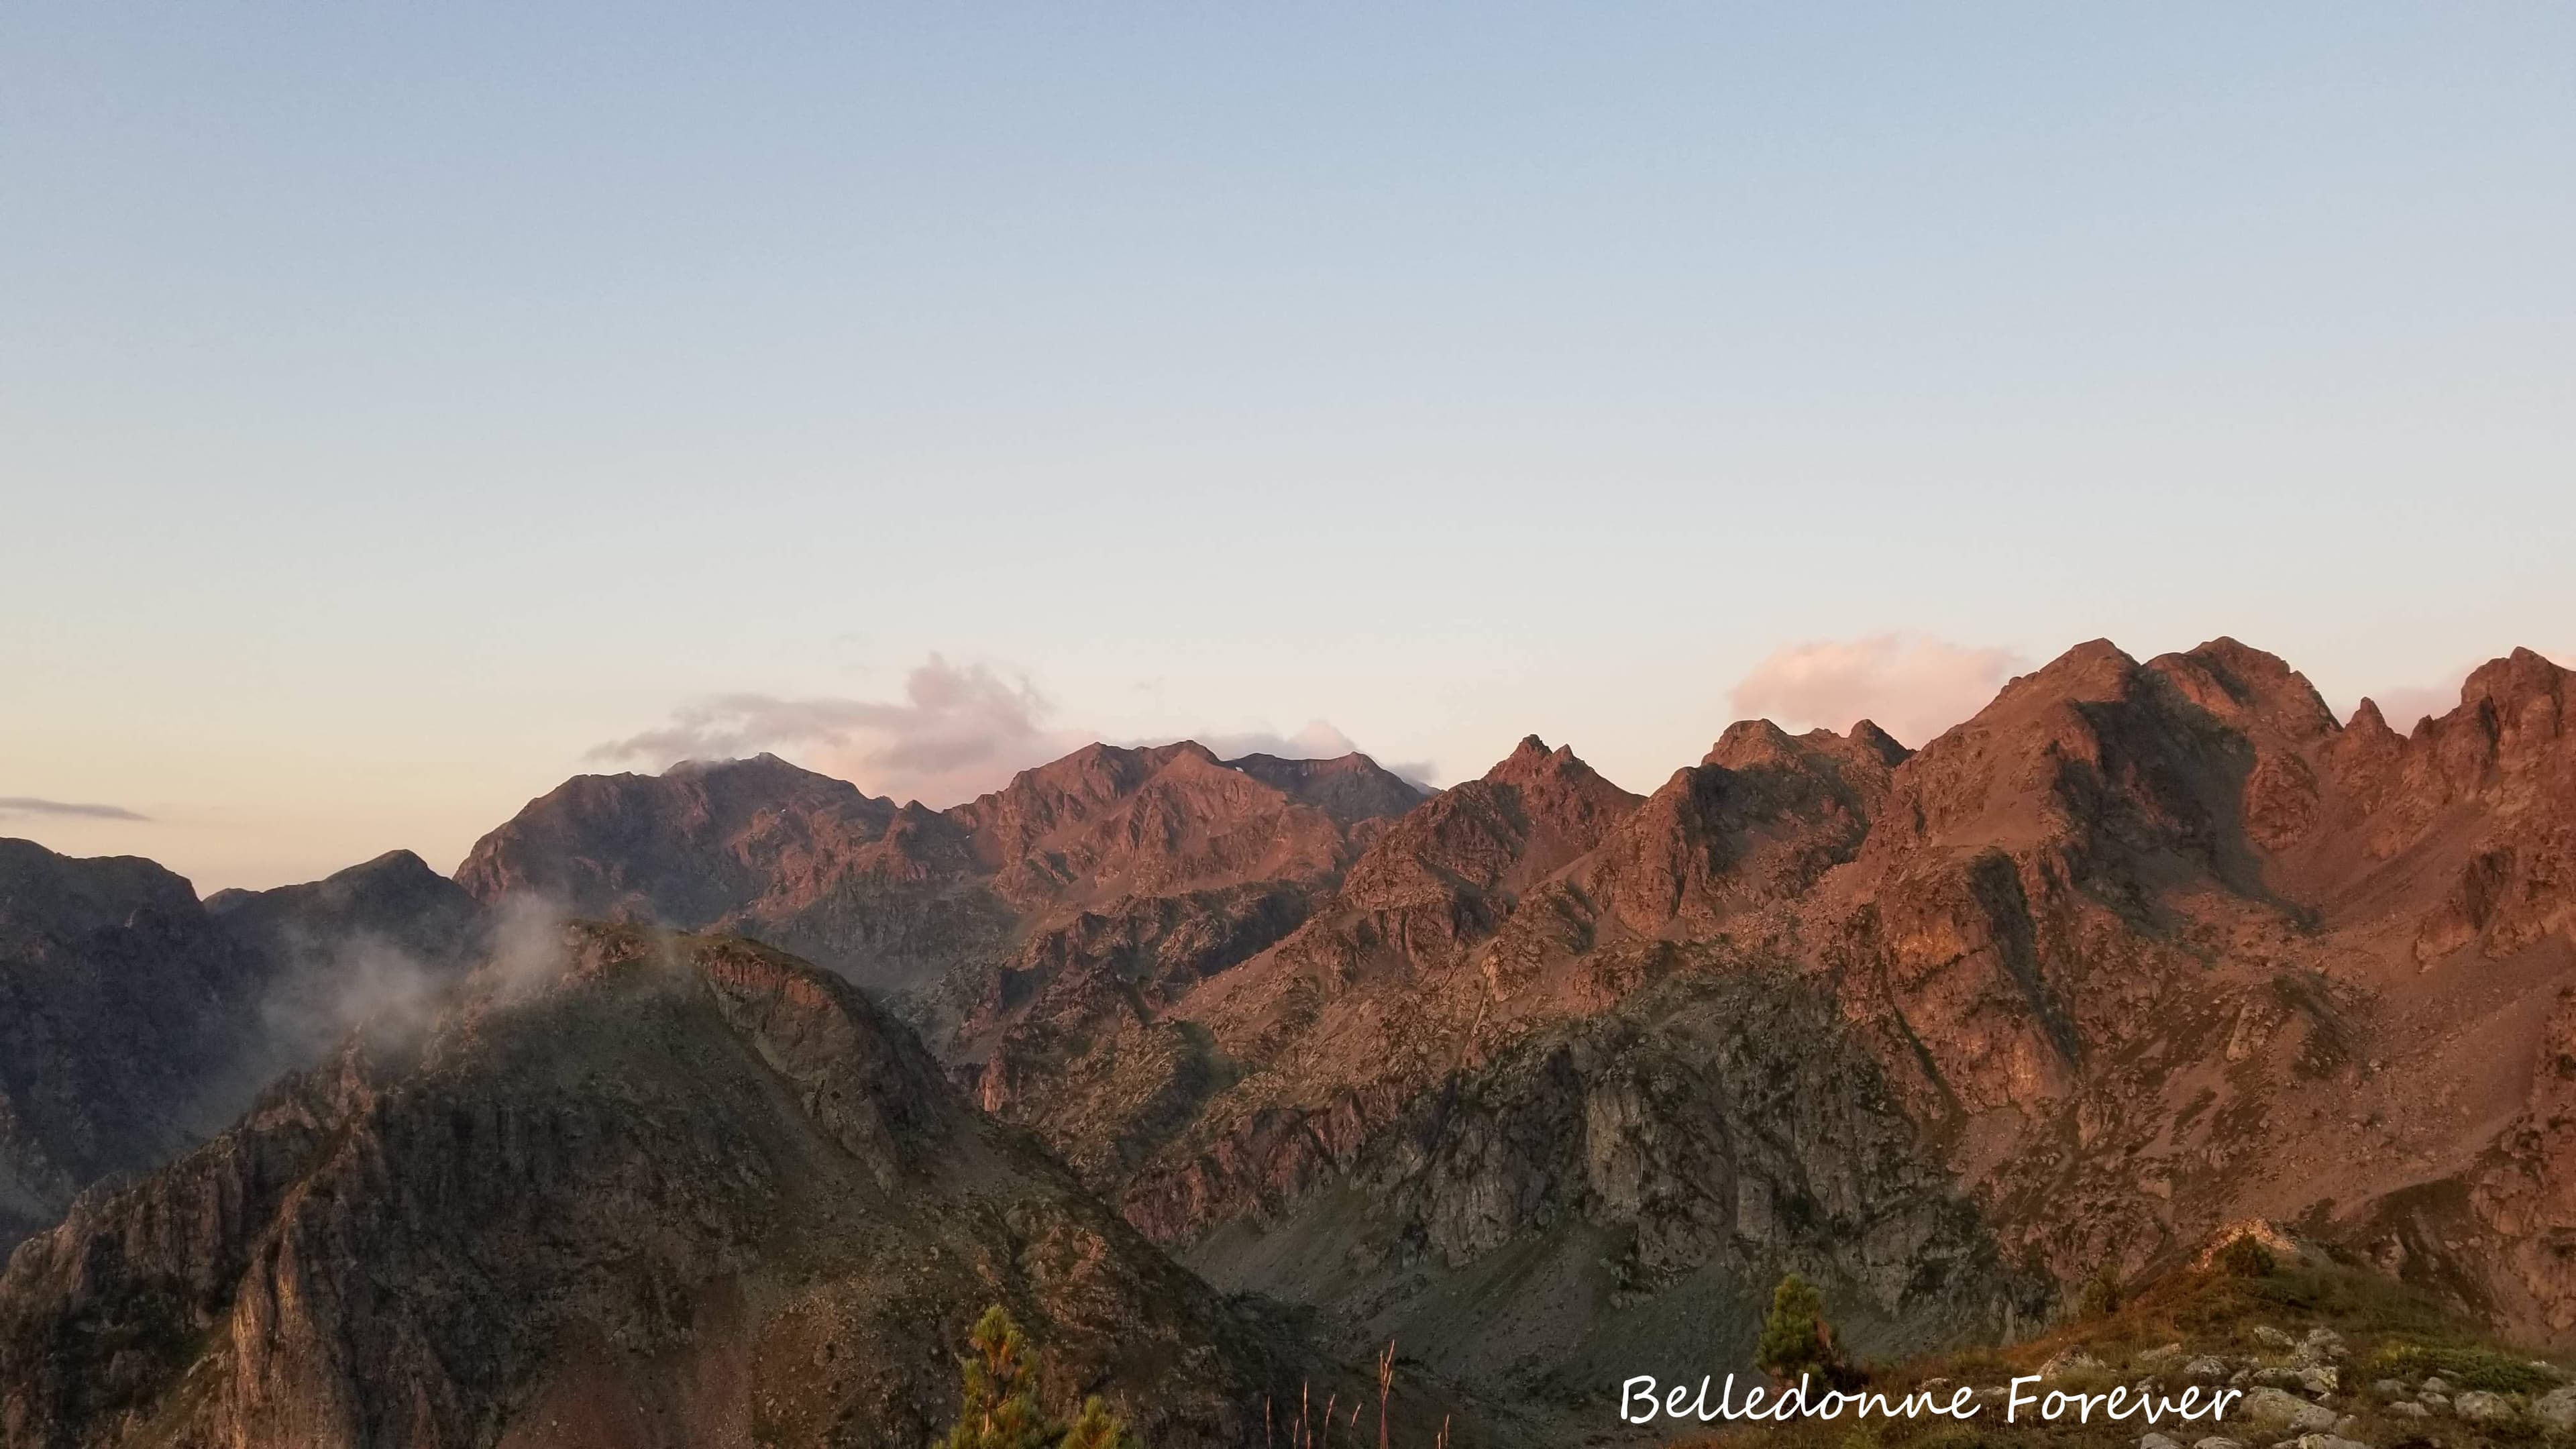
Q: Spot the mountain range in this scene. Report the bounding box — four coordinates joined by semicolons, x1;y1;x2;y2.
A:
3;637;2572;1446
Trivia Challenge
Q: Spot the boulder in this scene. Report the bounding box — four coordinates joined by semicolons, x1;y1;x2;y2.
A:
2255;1368;2306;1389
2143;1434;2184;1449
2239;1387;2339;1433
2186;1357;2234;1381
2043;1348;2108;1380
2255;1328;2298;1350
2453;1390;2514;1424
2387;1403;2429;1419
2534;1385;2576;1432
2300;1366;2339;1395
2193;1439;2247;1449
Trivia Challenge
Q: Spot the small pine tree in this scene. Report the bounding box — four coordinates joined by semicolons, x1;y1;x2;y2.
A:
1754;1273;1854;1389
938;1306;1054;1449
2079;1261;2123;1318
1058;1396;1133;1449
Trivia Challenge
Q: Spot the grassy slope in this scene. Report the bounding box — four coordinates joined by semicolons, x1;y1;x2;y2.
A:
1670;1254;2572;1449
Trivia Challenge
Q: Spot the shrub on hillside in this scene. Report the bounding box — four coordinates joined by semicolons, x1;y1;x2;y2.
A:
2215;1237;2276;1279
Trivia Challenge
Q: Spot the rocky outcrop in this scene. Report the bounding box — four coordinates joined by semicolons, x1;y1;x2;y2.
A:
1164;969;2044;1404
2468;987;2576;1334
0;926;1320;1449
1580;718;1904;938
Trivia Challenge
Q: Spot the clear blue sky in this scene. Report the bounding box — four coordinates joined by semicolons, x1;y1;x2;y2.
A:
5;3;2571;890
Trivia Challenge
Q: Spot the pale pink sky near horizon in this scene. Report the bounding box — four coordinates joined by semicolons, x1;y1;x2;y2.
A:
5;5;2572;892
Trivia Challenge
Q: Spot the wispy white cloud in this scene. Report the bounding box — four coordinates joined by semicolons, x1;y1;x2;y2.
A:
0;796;150;822
1728;634;2021;749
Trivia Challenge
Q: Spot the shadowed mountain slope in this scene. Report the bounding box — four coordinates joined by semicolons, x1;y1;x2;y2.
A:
0;844;482;1254
0;924;1338;1449
0;841;260;1251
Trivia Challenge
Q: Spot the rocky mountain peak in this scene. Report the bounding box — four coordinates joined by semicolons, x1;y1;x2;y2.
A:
1216;750;1425;824
207;848;476;953
2461;646;2571;746
1586;713;1901;936
1303;737;1640;963
2147;636;2341;744
2007;635;2142;702
2337;646;2575;820
951;741;1211;827
1479;732;1633;805
0;837;204;948
1703;716;1912;777
1703;716;1802;768
1848;716;1912;764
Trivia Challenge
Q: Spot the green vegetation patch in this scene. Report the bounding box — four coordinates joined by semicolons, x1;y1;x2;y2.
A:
2364;1342;2562;1395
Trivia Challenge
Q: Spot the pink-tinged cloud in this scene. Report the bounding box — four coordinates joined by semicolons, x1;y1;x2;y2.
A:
594;660;1409;805
590;655;1089;807
1142;720;1440;792
1727;634;2021;750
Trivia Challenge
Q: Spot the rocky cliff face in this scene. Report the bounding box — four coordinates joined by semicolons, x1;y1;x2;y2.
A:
923;641;2576;1399
1056;724;2037;1407
1159;967;2047;1416
0;924;1323;1449
1778;641;2576;1340
1579;718;1907;938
